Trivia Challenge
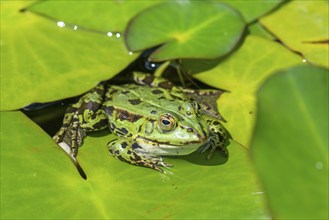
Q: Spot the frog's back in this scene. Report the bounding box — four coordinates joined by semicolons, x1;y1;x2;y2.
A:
102;84;188;124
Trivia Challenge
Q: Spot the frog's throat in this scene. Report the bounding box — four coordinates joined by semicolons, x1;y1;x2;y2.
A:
135;136;209;156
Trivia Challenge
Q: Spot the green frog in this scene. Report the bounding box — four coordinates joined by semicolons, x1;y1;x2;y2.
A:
53;72;229;173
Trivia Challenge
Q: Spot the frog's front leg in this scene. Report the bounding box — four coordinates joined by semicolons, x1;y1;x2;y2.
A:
202;116;229;159
108;139;171;172
53;84;108;158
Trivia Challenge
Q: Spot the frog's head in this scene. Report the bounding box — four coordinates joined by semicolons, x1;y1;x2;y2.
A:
136;101;210;156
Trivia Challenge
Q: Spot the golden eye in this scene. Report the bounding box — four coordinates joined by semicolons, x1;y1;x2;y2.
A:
158;114;176;132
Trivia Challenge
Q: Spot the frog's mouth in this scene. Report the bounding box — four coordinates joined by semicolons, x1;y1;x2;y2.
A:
135;136;209;156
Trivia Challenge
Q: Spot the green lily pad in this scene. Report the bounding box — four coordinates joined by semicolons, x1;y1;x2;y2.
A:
1;111;269;219
1;1;138;111
27;0;159;32
125;1;245;61
248;22;276;40
251;65;329;219
184;36;302;147
222;0;284;23
260;0;329;68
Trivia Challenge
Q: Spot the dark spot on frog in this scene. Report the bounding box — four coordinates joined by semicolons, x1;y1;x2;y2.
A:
132;143;142;149
158;96;166;100
116;109;143;122
158;81;173;89
127;150;132;155
121;142;128;148
142;75;155;85
128;98;142;105
151;110;157;114
104;105;115;115
121;127;128;134
151;89;163;94
118;110;129;120
117;155;126;162
131;114;143;123
121;91;130;94
187;128;194;132
213;121;220;125
89;120;107;131
132;153;142;162
178;106;182;111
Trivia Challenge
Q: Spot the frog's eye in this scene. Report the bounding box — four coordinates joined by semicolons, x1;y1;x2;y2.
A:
158;114;176;132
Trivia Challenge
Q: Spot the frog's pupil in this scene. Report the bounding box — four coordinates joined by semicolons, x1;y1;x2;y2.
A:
162;119;171;126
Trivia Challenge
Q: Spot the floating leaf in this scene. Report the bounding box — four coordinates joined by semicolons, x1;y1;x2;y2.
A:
251;65;329;219
1;111;268;219
248;22;276;40
125;1;245;61
260;0;329;68
222;0;284;23
184;36;302;147
27;0;158;32
1;1;138;110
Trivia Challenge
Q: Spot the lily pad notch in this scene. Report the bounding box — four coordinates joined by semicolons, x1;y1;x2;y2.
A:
124;1;246;61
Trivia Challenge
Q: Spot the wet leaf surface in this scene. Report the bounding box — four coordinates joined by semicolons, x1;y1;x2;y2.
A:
125;1;245;61
1;111;268;219
260;0;329;68
251;65;328;219
1;1;138;110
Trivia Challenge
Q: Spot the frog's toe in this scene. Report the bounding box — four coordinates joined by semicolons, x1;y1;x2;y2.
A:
206;145;228;160
140;156;172;173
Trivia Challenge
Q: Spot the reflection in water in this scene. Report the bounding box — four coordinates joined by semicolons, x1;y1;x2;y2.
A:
107;32;113;37
115;33;121;38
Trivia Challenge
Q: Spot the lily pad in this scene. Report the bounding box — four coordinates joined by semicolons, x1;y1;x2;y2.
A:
184;36;302;147
222;0;284;23
251;65;329;219
0;1;138;111
27;0;159;32
248;22;276;40
260;0;329;68
1;111;269;219
125;1;245;61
